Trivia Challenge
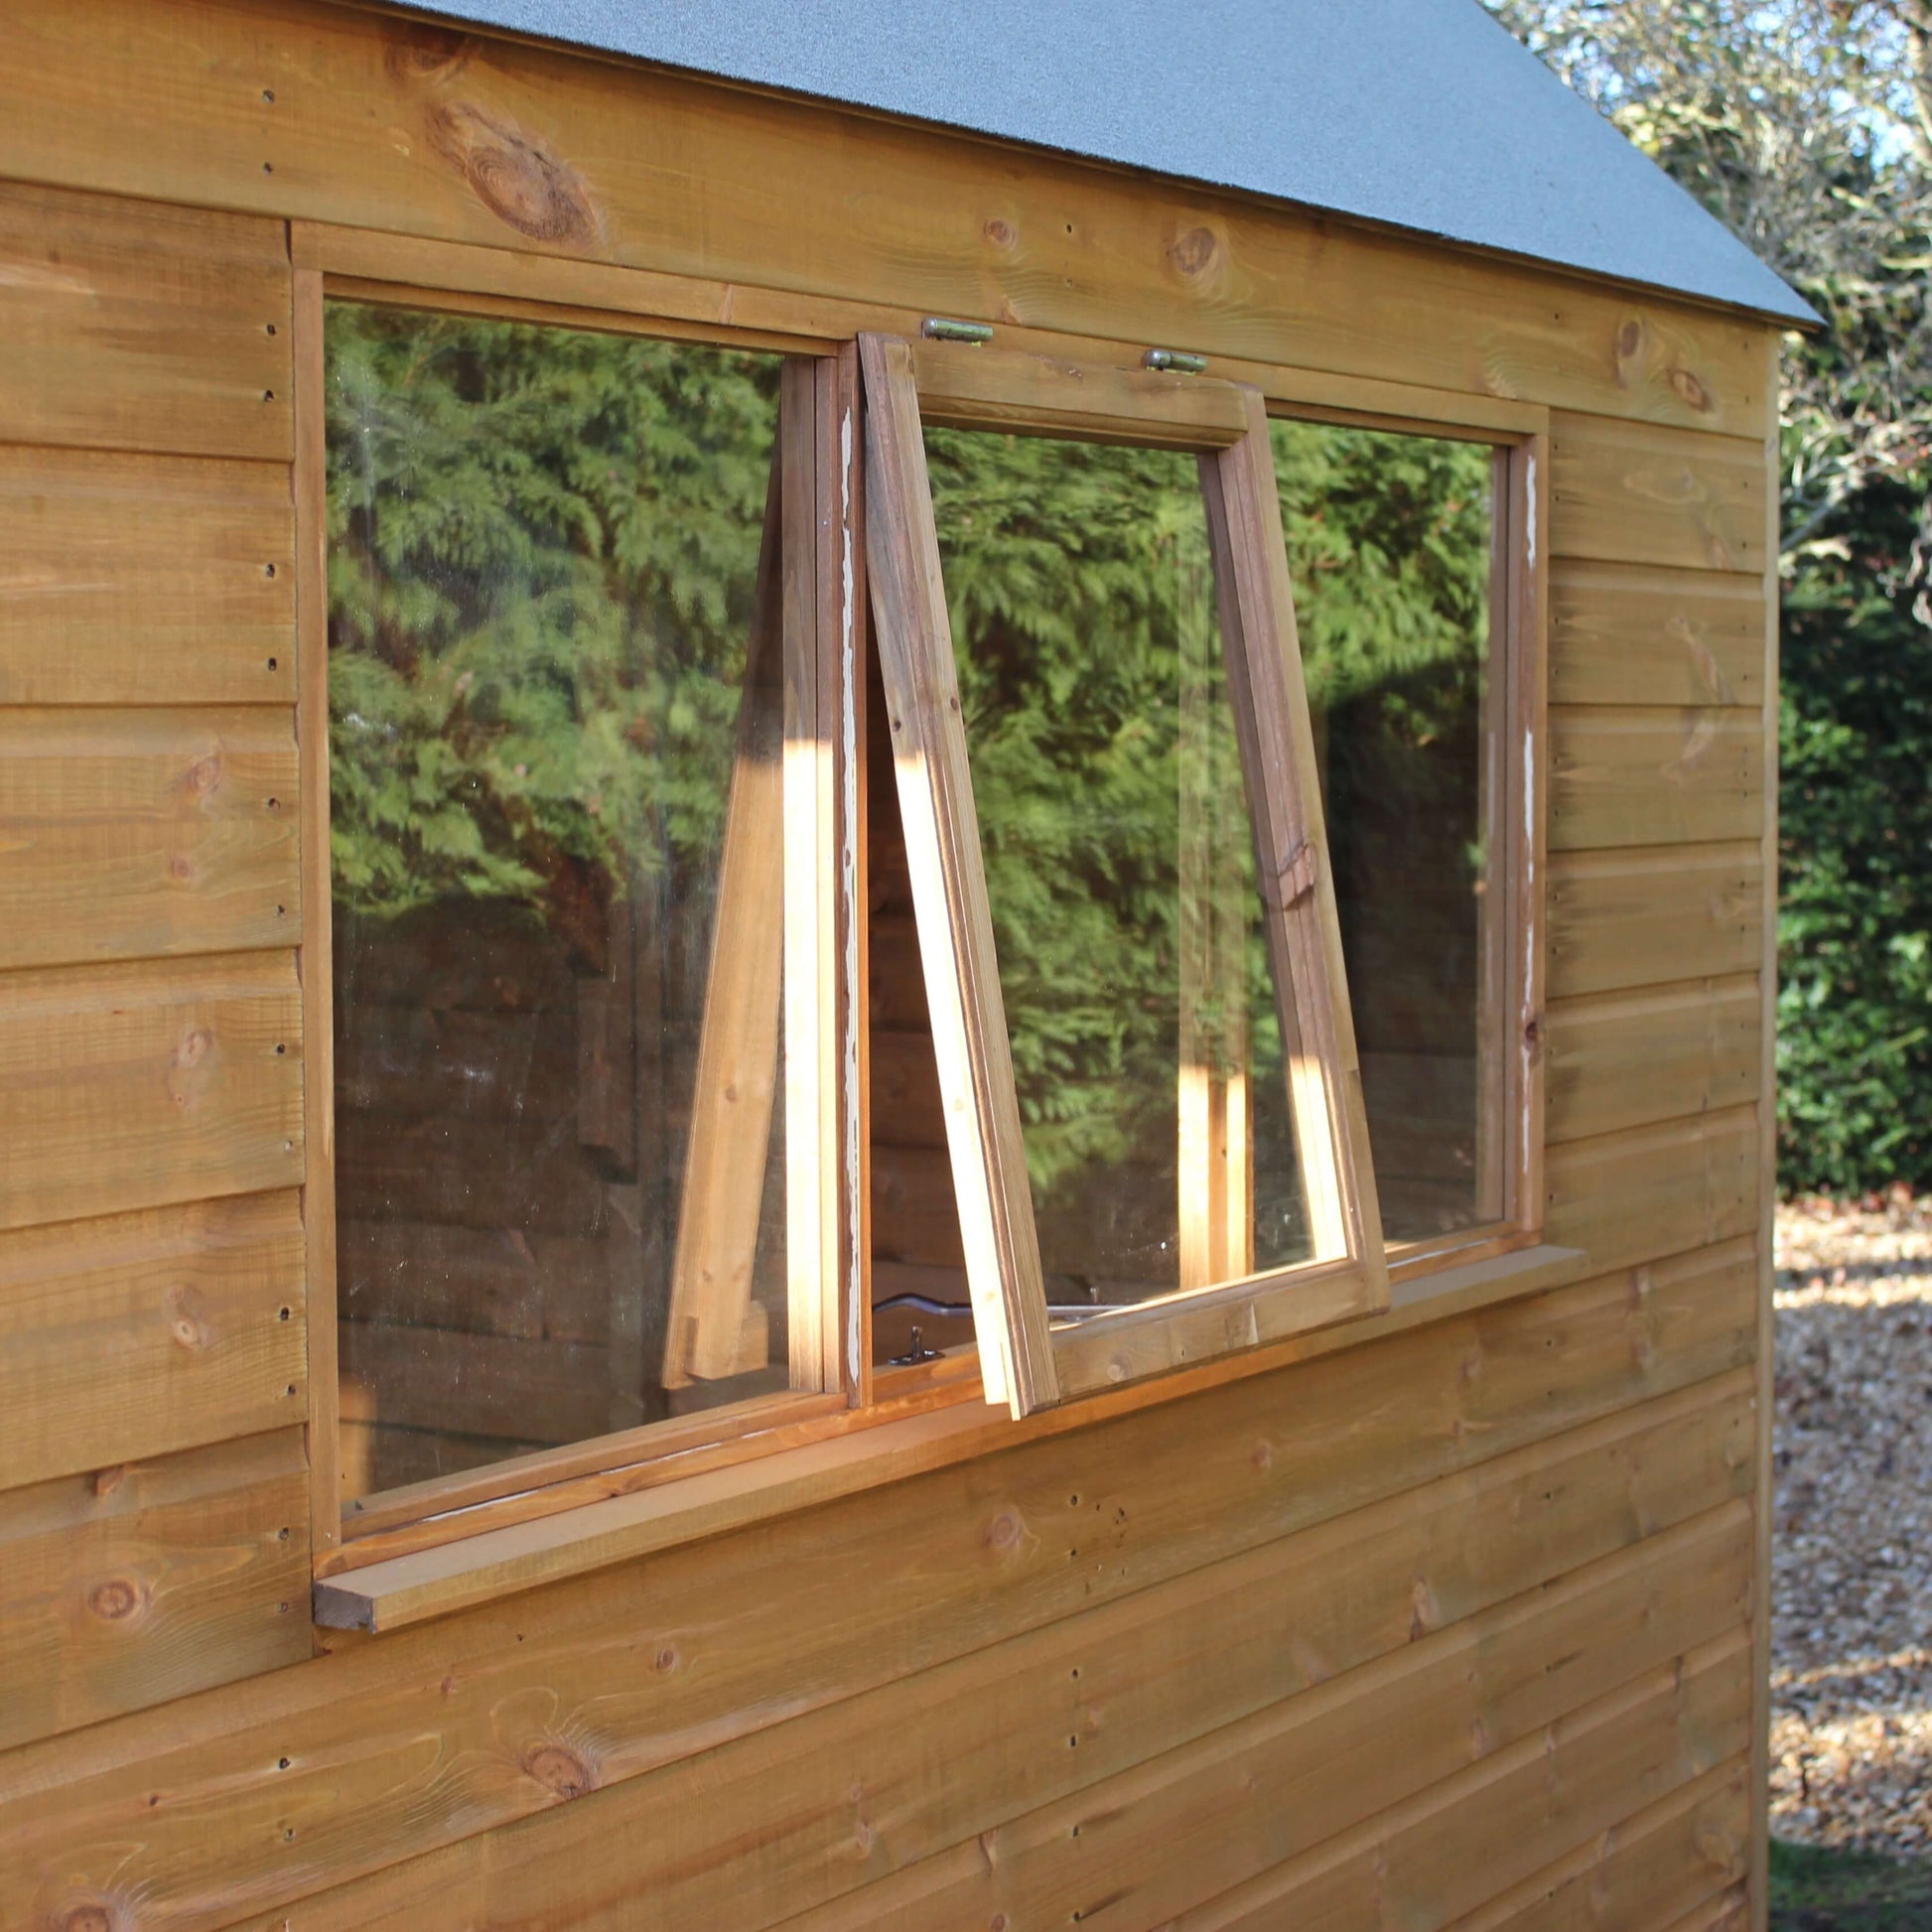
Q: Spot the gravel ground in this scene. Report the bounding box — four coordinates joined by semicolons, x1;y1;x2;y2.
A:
1772;1192;1932;1863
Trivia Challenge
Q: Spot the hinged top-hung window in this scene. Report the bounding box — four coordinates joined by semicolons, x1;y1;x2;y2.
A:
860;334;1389;1419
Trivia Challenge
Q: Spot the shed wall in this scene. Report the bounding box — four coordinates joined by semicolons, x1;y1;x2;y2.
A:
0;4;1776;1929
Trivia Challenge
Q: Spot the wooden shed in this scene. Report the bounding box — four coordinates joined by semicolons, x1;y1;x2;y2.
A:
0;3;1809;1927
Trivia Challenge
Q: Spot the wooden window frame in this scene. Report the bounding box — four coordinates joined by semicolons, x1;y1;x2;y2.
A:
859;333;1391;1419
292;250;866;1566
281;224;1559;1614
1259;401;1551;1289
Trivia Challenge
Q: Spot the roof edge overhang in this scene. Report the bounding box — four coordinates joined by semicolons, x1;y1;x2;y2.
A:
361;0;1824;334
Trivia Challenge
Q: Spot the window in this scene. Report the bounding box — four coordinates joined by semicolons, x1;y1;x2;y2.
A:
321;299;853;1513
1270;417;1529;1254
296;257;1544;1564
859;336;1387;1416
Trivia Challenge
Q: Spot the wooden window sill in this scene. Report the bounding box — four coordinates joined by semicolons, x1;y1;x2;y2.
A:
312;1241;1587;1634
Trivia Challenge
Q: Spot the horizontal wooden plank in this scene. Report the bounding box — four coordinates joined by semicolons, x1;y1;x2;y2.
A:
0;1191;305;1489
1546;1117;1758;1277
1549;416;1766;573
908;340;1250;448
0;2;1771;439
1448;1755;1748;1931
1547;842;1762;999
0;706;299;969
338;1317;611;1446
869;1029;947;1150
249;1510;1753;1932
867;916;928;1033
1545;974;1761;1145
333;906;578;1015
0;951;304;1232
0;1429;308;1751
0;447;294;706
870;1143;966;1268
320;1237;1745;1628
338;1417;554;1500
304;224;1545;443
338;1219;612;1344
1548;560;1764;708
1550;705;1762;851
760;1514;1753;1932
872;1146;1185;1285
335;1110;610;1236
0;1268;1759;1928
1660;1886;1749;1932
336;1006;578;1121
0;178;290;461
1170;1633;1752;1931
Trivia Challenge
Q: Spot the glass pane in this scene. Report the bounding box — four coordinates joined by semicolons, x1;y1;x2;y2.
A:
326;300;791;1501
922;428;1313;1318
1271;420;1501;1243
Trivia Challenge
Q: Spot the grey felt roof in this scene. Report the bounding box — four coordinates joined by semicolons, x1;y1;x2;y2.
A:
409;0;1817;326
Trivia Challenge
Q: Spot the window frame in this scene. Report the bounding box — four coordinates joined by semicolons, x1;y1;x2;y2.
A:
1260;403;1550;1287
859;332;1393;1418
287;223;1556;1607
293;260;866;1562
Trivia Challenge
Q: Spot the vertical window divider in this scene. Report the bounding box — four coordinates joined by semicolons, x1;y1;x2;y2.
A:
291;258;342;1566
1506;431;1550;1236
779;353;868;1401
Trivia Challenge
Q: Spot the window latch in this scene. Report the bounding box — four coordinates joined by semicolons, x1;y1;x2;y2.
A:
921;318;994;345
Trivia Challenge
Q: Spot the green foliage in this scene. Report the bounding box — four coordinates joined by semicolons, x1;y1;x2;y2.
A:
926;422;1492;1220
326;302;779;951
1779;473;1932;1188
327;298;1494;1245
1769;1836;1932;1927
1488;1;1932;1196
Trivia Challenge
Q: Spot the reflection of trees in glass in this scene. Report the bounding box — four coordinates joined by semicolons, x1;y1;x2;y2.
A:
925;423;1494;1243
324;304;780;966
321;308;1495;1241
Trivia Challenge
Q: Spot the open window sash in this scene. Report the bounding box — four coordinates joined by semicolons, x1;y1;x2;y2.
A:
859;333;1387;1419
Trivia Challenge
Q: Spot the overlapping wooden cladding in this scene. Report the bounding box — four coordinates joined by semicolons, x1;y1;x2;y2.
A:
0;180;309;1742
0;0;1780;1922
0;0;1768;438
5;1255;1758;1930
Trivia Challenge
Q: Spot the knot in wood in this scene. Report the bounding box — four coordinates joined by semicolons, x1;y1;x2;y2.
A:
1409;1578;1439;1640
983;217;1016;250
1668;365;1714;414
521;1740;597;1799
1614;318;1645;365
385;25;474;82
184;753;222;797
1169;225;1218;278
87;1578;143;1622
427;102;597;247
982;1508;1023;1553
165;1284;213;1350
63;1906;115;1932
